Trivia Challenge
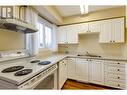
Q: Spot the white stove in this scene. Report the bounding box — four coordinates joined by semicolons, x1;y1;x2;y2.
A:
0;50;58;89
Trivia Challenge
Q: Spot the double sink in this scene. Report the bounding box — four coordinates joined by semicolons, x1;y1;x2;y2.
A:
77;54;102;58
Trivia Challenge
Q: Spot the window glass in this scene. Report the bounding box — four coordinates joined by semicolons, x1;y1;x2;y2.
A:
45;26;52;48
37;19;53;49
37;22;45;48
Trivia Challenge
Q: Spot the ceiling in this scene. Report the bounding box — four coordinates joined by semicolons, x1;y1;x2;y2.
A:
55;5;122;17
33;5;123;25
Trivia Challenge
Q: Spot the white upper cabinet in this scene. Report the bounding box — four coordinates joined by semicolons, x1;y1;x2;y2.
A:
57;26;67;44
77;23;89;33
99;17;125;43
66;25;78;44
57;25;78;44
112;18;124;43
89;21;101;33
99;20;112;43
57;17;125;44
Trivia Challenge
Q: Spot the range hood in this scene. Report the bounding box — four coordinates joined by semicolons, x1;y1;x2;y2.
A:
0;6;38;33
0;18;38;33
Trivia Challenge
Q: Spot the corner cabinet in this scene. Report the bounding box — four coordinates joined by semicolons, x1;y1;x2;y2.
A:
99;17;125;43
58;59;68;89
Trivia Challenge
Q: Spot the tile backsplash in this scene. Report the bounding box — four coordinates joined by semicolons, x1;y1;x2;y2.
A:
58;34;125;57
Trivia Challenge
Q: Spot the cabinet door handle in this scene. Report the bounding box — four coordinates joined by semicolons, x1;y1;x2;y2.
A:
117;69;120;71
118;77;120;79
118;84;120;87
117;63;120;64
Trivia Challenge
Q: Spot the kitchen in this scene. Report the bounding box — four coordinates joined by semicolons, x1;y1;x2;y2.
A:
0;5;127;90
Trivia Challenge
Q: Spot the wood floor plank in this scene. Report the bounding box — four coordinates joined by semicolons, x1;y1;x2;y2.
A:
62;79;118;90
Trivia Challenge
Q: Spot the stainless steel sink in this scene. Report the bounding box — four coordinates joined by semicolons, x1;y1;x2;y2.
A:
77;54;101;58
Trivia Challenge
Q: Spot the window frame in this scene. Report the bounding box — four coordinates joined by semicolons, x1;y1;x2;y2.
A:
37;17;53;50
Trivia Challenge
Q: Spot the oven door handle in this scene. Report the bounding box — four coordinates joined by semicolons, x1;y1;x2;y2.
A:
21;67;57;89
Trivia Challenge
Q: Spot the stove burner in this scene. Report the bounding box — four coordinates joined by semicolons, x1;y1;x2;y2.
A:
30;60;40;63
38;61;51;65
1;66;24;73
14;69;32;76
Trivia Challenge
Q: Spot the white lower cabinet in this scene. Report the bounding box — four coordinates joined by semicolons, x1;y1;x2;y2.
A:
104;60;126;89
67;58;76;79
75;58;89;82
58;59;68;89
58;57;127;89
89;59;104;85
67;58;104;84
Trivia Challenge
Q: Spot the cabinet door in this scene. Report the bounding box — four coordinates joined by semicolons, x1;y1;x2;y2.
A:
112;18;124;43
58;59;67;89
89;60;104;85
75;58;89;82
63;59;68;83
66;25;78;44
77;23;89;34
57;26;67;44
99;20;112;43
89;21;101;33
67;58;76;79
58;62;64;89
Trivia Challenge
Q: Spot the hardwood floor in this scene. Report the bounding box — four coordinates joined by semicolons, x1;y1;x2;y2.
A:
62;79;117;90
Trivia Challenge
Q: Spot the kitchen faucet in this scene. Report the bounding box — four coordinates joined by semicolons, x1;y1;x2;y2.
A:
85;51;90;55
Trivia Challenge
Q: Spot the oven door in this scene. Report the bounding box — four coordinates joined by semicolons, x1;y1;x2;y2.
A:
34;70;57;89
20;65;58;89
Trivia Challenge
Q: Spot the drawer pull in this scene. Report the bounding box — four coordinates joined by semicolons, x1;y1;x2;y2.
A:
118;77;120;79
117;69;120;71
117;63;120;64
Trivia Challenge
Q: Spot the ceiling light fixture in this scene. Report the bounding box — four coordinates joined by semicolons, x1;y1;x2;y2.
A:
80;5;89;14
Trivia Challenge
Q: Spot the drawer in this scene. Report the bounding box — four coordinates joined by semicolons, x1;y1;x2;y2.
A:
105;80;125;89
105;77;125;84
104;73;125;80
104;62;125;68
104;66;125;73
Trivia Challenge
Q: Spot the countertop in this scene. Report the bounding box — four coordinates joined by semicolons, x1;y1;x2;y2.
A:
50;53;127;62
0;53;127;85
0;54;67;85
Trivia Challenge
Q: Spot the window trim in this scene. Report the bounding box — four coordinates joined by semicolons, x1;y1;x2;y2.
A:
37;17;53;50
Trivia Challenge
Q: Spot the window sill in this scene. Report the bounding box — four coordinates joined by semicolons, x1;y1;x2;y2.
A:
39;48;51;52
